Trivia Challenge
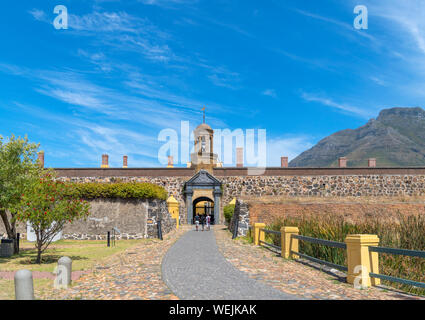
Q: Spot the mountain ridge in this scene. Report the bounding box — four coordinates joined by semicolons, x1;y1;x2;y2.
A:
289;107;425;167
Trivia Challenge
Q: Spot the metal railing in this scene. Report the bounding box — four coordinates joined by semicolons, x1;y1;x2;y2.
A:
369;246;425;289
291;234;348;272
259;229;282;251
252;222;425;293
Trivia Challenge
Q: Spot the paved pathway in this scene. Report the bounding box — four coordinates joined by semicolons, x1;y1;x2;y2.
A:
162;226;300;300
215;228;424;300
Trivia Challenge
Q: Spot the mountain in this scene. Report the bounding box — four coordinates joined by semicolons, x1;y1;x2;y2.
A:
289;107;425;167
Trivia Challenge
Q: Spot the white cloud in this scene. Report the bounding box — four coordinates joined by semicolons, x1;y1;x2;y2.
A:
370;76;387;87
294;8;376;42
208;74;239;90
301;92;373;119
69;11;146;34
28;8;174;63
28;8;48;22
262;89;277;98
353;0;425;99
140;0;197;6
366;0;425;55
77;49;112;72
266;136;314;166
12;102;162;167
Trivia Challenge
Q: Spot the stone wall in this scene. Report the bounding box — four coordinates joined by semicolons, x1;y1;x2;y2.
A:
52;169;425;229
220;175;425;205
57;176;189;223
0;198;175;240
229;199;250;237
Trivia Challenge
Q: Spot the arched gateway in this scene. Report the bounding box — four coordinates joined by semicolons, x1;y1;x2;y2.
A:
183;112;223;225
184;170;222;224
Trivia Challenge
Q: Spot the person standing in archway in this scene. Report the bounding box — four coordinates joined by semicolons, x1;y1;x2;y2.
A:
206;214;211;231
194;213;200;231
200;213;206;231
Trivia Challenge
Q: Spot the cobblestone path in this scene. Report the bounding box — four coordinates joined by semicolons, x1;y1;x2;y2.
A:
32;225;423;300
214;227;424;300
37;226;189;300
161;226;301;300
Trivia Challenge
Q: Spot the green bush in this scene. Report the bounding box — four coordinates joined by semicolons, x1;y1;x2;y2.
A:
64;182;167;200
224;204;235;224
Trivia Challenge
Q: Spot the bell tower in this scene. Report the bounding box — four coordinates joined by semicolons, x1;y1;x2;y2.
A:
190;108;219;172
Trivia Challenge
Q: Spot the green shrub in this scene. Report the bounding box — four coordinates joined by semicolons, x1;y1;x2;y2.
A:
64;182;167;200
224;204;235;223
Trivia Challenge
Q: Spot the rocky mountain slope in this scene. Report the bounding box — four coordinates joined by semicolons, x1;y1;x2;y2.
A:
289;107;425;167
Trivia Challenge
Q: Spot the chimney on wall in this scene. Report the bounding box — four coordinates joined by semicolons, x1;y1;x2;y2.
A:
38;151;45;168
368;158;376;168
236;147;244;168
338;157;347;168
101;154;109;168
123;155;128;168
167;155;174;168
281;156;288;168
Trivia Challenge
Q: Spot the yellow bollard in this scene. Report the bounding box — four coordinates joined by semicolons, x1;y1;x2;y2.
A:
280;226;299;259
166;196;180;229
253;223;265;246
345;234;380;288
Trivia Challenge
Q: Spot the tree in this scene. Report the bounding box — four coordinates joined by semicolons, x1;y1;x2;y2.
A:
16;170;90;263
0;135;39;252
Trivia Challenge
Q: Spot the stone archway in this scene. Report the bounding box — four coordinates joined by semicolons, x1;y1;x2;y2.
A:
184;170;222;224
192;196;215;225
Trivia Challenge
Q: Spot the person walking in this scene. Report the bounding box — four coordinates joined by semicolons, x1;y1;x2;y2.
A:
206;214;211;231
194;213;200;231
200;214;206;231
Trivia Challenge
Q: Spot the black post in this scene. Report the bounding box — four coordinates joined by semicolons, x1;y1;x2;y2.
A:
107;231;110;247
232;218;239;239
16;233;20;254
157;220;163;240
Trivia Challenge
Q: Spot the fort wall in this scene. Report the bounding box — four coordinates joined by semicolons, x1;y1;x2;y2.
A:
0;198;175;240
53;167;425;228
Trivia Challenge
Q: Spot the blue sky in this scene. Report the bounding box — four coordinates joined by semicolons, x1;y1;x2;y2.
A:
0;0;424;167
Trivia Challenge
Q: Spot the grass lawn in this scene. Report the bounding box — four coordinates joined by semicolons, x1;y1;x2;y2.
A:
0;239;143;299
0;278;53;300
0;239;142;272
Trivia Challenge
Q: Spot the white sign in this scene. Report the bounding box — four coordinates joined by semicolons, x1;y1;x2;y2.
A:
26;221;63;242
